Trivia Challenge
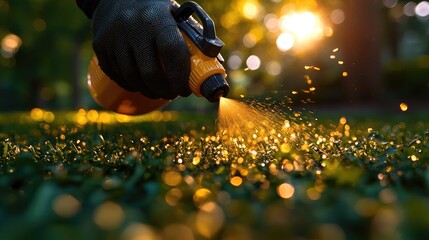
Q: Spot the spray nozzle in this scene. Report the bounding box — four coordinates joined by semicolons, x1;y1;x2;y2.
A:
174;1;229;102
200;74;230;102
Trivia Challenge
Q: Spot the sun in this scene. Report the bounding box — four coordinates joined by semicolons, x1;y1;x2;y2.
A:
277;11;324;52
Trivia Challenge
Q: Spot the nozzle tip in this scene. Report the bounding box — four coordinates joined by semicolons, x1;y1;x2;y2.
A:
200;74;229;102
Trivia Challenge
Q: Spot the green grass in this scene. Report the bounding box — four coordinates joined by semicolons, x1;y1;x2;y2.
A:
0;107;429;240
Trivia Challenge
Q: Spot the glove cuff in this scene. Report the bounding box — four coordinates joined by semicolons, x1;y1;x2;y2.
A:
76;0;101;19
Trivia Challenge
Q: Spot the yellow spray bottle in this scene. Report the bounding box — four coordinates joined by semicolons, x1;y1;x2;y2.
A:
87;1;228;115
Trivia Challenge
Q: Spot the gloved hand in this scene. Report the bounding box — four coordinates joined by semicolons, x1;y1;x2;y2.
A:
91;0;191;99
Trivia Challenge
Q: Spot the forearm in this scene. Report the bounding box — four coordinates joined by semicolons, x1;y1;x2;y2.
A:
76;0;101;19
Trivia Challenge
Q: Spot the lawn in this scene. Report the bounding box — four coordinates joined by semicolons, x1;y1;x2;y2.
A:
0;101;428;240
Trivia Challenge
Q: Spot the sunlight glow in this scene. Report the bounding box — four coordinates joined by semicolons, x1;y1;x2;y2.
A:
275;11;325;52
279;12;324;41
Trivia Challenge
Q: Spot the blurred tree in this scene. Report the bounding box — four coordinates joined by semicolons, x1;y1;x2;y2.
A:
0;0;91;110
339;0;384;103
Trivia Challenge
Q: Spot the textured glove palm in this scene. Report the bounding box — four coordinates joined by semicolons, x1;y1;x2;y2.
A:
91;0;191;99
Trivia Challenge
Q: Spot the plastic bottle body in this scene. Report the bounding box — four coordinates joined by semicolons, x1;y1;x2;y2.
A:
87;56;170;115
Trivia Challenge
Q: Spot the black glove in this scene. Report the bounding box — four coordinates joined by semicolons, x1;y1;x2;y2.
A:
90;0;191;99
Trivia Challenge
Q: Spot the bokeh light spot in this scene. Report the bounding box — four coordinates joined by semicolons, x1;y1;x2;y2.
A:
195;202;225;238
415;1;429;17
230;176;243;187
383;0;398;8
163;170;182;187
87;110;99;122
403;2;417;16
330;9;345;24
319;224;346;240
280;143;291;153
307;188;321;200
400;103;408;112
30;108;44;121
354;198;379;217
264;13;279;31
379;188;397;204
121;223;160;240
52;194;81;218
43;111;55;123
221;12;240;29
277;183;295;199
33;18;47;31
193;188;212;207
266;61;282;76
246;55;261;70
1;33;22;58
93;201;125;230
242;1;260;19
165;188;183;206
227;54;242;70
276;32;294;52
163;224;194;240
243;32;257;48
